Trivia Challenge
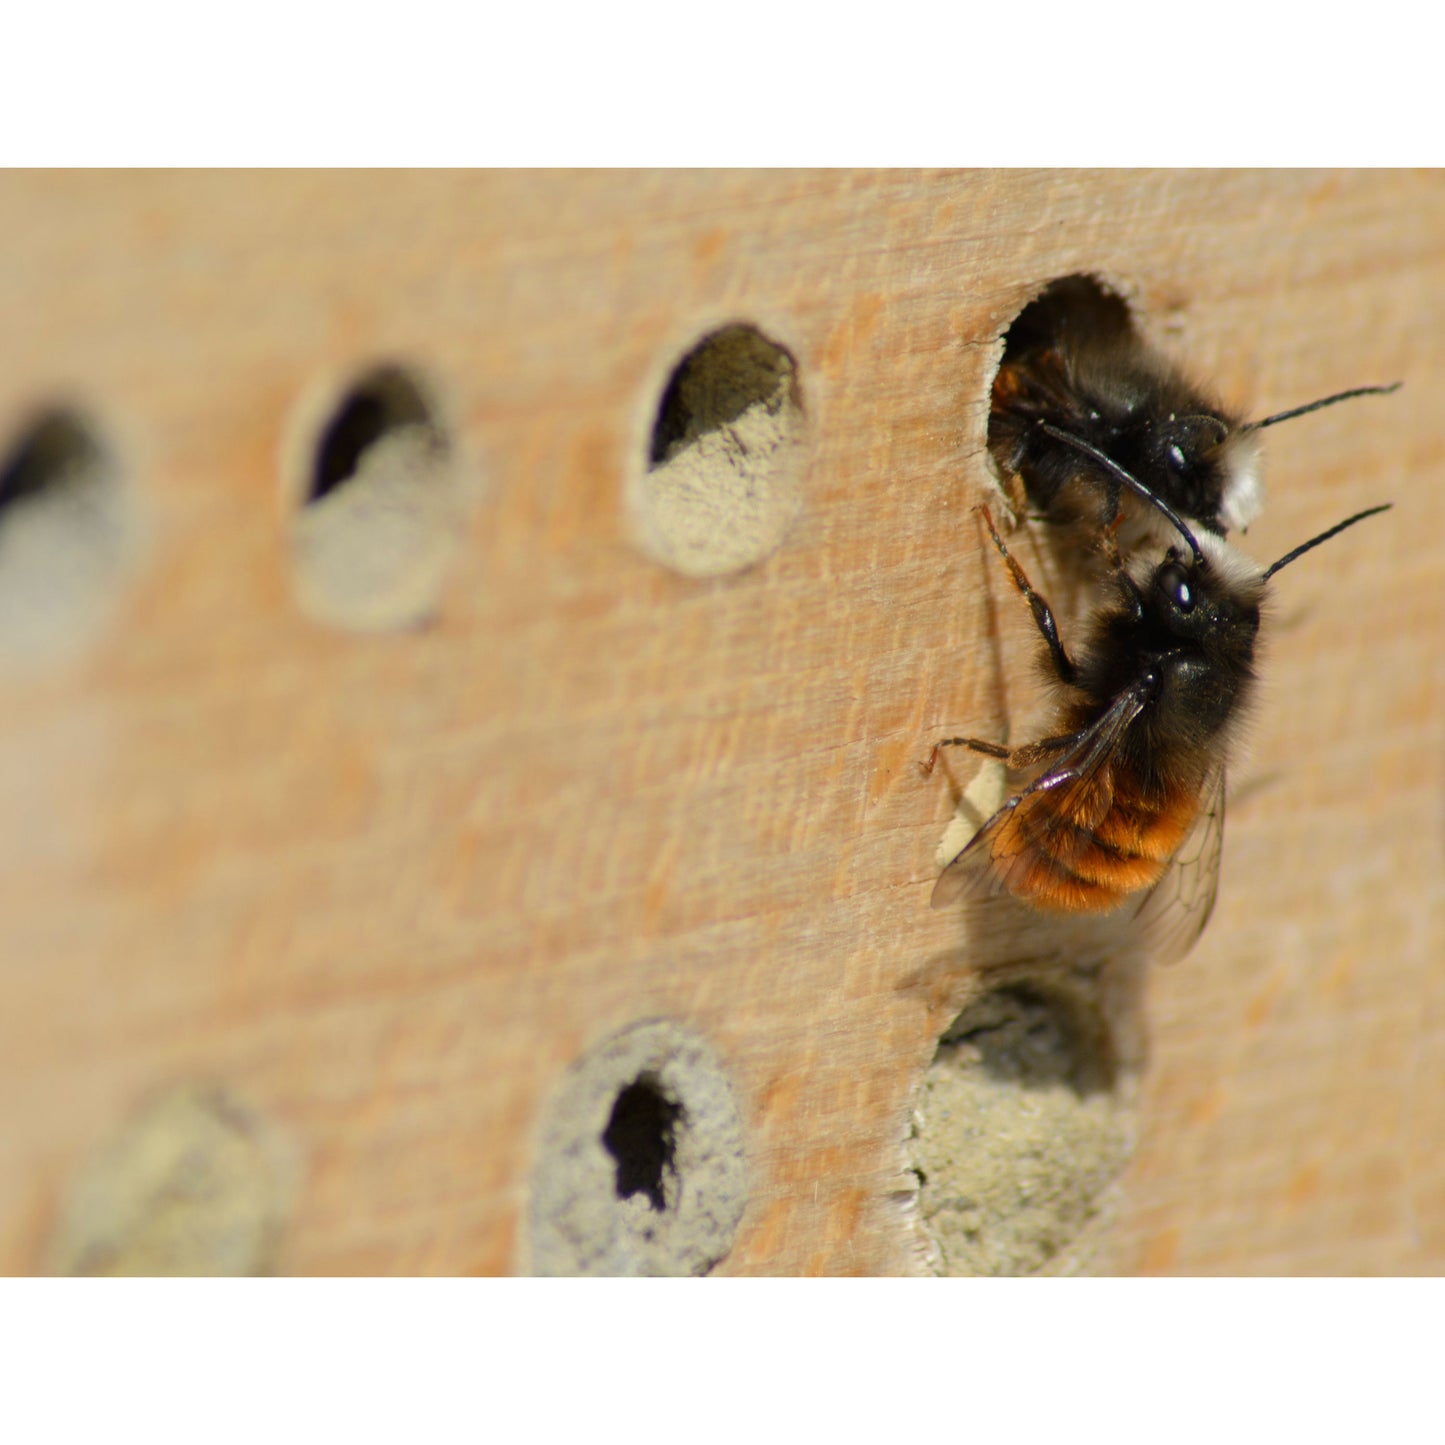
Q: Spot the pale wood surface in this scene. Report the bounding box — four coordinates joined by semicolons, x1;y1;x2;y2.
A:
0;170;1440;1274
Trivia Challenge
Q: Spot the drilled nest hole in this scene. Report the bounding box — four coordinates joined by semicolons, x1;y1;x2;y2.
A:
528;1020;747;1276
289;363;468;632
909;982;1135;1276
0;406;131;662
632;322;806;577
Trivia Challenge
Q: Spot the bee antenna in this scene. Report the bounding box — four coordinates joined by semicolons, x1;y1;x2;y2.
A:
1262;504;1393;581
1036;421;1204;566
1242;382;1402;434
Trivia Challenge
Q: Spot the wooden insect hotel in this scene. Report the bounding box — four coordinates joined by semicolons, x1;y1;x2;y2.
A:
1;171;1441;1274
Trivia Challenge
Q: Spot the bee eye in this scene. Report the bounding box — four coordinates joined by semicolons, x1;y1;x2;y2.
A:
1165;442;1188;474
1158;561;1195;613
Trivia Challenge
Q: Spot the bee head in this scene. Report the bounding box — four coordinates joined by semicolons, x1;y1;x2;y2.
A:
1150;536;1263;646
1139;412;1226;486
1130;412;1263;534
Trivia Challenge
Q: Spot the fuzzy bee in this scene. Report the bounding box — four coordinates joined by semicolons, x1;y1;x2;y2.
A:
990;276;1398;541
927;493;1391;964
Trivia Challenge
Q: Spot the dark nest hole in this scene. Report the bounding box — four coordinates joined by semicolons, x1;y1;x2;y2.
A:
648;322;798;466
0;409;104;514
310;366;436;504
602;1075;683;1212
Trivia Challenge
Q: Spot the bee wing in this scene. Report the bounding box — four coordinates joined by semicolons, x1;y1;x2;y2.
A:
930;681;1150;910
1129;764;1226;966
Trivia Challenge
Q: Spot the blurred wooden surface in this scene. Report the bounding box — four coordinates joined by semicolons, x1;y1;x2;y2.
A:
0;170;1440;1274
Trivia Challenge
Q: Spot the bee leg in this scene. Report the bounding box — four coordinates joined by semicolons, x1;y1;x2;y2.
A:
921;735;1010;776
1008;730;1086;767
1078;467;1125;532
974;504;1078;686
922;725;1085;777
1097;520;1130;579
1107;498;1127;539
1097;524;1148;623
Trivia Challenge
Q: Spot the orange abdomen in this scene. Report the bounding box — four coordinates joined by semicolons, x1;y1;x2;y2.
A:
989;765;1200;913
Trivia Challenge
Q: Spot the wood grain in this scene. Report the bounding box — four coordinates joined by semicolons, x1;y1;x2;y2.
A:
0;170;1439;1274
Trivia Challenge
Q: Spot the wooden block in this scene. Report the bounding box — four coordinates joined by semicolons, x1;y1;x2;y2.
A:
0;171;1439;1274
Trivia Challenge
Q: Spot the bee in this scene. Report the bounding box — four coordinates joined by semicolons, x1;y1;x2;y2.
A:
927;492;1391;964
990;276;1399;539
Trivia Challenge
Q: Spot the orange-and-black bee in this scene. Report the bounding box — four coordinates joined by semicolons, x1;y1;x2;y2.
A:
928;492;1391;963
990;277;1399;540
